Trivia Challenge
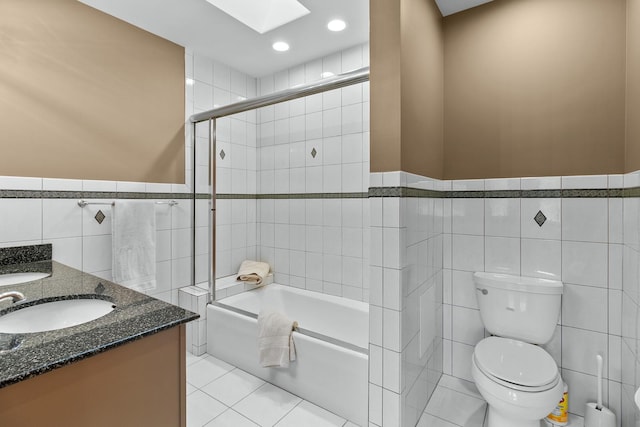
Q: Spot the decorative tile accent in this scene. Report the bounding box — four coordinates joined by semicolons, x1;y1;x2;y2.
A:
534;210;547;227
220;149;226;160
311;148;317;158
94;210;106;225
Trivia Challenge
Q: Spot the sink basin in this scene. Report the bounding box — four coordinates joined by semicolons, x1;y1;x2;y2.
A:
0;272;50;286
0;299;115;334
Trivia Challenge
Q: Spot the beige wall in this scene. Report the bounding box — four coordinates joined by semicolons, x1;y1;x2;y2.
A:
401;0;444;179
370;0;403;173
627;0;640;172
443;0;626;179
0;0;185;183
370;0;444;178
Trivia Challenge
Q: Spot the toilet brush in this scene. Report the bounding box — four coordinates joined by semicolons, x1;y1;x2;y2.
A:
584;355;616;427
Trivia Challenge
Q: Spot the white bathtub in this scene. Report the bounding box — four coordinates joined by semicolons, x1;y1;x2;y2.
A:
207;284;369;426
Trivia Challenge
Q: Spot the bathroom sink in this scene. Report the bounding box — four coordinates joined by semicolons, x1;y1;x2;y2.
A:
0;272;50;286
0;299;115;334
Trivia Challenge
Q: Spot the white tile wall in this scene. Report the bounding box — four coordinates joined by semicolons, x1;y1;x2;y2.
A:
443;173;627;423
200;45;371;302
0;193;193;305
251;43;371;303
190;52;258;282
621;169;640;426
179;285;209;356
369;171;444;427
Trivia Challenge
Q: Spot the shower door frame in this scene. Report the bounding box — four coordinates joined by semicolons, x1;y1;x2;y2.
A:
189;66;370;303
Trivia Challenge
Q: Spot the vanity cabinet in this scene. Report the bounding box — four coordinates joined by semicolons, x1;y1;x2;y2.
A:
0;325;186;427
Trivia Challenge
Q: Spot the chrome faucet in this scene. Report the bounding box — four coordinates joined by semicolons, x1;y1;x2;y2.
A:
0;291;26;304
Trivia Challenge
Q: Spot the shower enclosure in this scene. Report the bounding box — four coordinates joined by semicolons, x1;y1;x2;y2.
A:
187;64;371;424
189;65;370;302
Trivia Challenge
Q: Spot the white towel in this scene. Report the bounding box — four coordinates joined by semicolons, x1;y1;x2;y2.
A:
237;260;270;285
112;201;156;292
257;310;298;368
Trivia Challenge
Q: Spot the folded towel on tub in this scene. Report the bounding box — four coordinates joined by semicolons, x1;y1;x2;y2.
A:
237;260;270;285
257;310;298;368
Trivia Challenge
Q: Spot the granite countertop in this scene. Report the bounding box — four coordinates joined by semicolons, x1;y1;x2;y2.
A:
0;259;199;388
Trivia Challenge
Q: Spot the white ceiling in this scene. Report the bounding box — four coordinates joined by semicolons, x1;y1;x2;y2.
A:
434;0;494;17
79;0;496;77
79;0;369;78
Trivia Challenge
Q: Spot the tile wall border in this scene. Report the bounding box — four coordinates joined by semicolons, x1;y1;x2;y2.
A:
218;192;369;200
0;190;210;200
368;187;637;198
1;187;636;200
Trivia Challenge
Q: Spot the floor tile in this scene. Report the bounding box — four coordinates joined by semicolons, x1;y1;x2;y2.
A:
466;404;486;427
187;390;227;427
437;374;482;399
569;416;584;427
201;368;266;406
275;400;346;427
187;351;205;366
417;413;459;427
204;409;259;427
425;386;486;426
233;383;302;427
187;382;197;396
187;355;235;388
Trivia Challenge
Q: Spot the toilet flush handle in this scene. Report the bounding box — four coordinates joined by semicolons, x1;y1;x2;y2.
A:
476;288;488;295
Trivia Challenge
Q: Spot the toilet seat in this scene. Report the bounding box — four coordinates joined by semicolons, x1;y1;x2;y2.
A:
474;337;560;392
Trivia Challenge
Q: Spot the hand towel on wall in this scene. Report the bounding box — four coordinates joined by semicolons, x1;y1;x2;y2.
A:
112;201;156;292
237;260;270;285
257;310;298;368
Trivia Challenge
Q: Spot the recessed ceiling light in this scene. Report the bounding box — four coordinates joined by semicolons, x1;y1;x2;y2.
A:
327;19;347;32
272;41;290;52
206;0;310;34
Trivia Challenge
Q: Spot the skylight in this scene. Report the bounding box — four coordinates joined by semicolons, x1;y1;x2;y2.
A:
206;0;310;34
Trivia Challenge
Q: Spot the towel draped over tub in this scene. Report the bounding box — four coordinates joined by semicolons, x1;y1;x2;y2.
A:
257;310;298;368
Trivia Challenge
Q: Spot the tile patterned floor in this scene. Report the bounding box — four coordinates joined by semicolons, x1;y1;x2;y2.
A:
186;352;359;427
419;374;585;427
187;352;584;427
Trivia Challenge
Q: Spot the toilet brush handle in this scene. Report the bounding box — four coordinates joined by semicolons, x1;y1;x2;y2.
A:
596;354;603;410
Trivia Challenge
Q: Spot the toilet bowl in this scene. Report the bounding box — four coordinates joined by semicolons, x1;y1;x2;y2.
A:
471;273;564;427
471;337;563;427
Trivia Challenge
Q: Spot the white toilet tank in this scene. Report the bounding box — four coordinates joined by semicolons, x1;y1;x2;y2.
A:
473;272;563;345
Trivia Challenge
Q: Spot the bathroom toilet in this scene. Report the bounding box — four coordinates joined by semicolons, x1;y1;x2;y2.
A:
471;272;564;427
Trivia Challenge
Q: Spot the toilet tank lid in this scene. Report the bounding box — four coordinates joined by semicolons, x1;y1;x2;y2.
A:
473;272;563;295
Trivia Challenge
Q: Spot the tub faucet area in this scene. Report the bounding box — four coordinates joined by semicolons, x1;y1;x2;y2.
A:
0;291;26;304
